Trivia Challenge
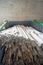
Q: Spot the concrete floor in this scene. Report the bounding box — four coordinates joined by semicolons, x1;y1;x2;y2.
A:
0;0;43;24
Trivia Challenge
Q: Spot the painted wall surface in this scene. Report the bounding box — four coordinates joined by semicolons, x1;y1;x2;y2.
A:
0;0;43;24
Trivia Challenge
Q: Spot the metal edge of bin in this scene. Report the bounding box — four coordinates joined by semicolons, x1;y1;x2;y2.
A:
31;21;43;33
1;20;43;33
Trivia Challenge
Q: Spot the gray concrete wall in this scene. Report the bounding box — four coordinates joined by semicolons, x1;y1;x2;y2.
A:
0;0;43;24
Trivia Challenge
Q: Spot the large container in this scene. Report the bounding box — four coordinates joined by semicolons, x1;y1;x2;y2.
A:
0;20;43;33
31;20;43;33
